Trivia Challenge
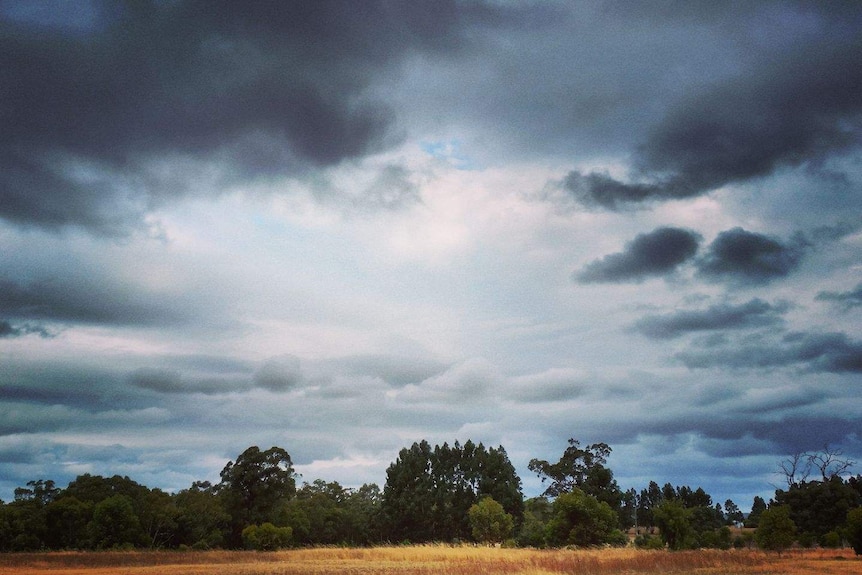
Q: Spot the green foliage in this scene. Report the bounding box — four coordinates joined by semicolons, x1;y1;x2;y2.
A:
755;505;796;553
516;497;551;547
381;440;523;543
634;532;665;549
218;446;297;546
745;496;767;528
468;496;514;544
44;496;92;549
820;530;842;548
88;495;144;549
528;439;624;527
733;531;755;549
173;481;229;549
723;499;744;525
278;480;380;546
846;507;862;555
545;488;624;547
653;499;692;550
241;522;293;550
773;476;860;541
636;481;662;529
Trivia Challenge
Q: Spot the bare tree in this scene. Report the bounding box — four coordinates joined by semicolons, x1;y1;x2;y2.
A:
778;445;854;488
778;452;811;488
808;444;854;481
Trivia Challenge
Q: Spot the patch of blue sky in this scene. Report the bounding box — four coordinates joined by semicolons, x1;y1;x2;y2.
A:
420;139;478;170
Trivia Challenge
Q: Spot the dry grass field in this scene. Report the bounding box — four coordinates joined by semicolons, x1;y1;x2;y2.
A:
0;546;859;575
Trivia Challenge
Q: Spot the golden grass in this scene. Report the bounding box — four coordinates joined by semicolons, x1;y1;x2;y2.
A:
0;546;859;575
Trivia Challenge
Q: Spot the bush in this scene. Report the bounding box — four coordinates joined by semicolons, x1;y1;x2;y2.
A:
820;530;842;548
634;533;664;549
733;532;755;549
846;507;862;555
468;497;514;544
241;523;293;550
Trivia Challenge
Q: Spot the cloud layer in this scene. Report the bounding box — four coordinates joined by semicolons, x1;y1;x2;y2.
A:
1;1;861;510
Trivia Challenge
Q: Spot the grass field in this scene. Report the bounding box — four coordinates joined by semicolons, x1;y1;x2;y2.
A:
0;546;859;575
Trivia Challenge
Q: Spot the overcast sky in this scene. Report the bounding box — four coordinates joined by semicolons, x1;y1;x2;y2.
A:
1;0;861;510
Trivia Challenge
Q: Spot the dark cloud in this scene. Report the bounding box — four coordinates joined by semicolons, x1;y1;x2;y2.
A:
0;319;52;338
0;0;478;233
564;22;862;209
695;228;807;286
253;357;304;392
0;276;195;326
816;283;862;309
633;298;789;340
677;331;862;373
563;171;694;211
575;227;700;283
129;368;243;395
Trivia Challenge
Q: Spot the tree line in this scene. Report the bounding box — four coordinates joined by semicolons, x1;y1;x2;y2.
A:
1;439;861;552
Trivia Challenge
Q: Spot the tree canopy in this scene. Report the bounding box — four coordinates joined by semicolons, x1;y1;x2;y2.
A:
0;441;860;552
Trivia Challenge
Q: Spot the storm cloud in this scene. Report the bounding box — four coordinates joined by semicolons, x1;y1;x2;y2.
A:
564;18;862;209
695;228;808;287
816;283;862;309
633;299;789;340
576;227;701;283
677;331;862;373
0;0;478;233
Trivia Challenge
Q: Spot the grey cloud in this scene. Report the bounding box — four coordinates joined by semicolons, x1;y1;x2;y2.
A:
563;171;694;211
677;331;862;373
633;299;789;340
0;0;476;233
564;22;862;209
695;228;808;286
129;368;244;395
0;319;52;338
576;227;700;283
0;275;199;327
315;355;447;387
254;357;304;392
0;360;130;410
816;283;862;309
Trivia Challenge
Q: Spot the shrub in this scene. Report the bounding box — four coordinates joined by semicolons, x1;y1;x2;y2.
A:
241;523;293;550
846;507;862;555
820;530;842;548
634;533;664;549
755;506;796;554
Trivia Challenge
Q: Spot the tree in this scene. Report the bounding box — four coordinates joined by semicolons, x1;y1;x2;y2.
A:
174;481;229;549
653;499;691;550
44;496;92;549
773;475;860;540
545;488;625;547
637;481;663;530
516;497;552;547
745;496;767;528
723;499;744;526
88;495;144;549
468;497;514;544
528;439;623;525
381;440;523;543
528;439;614;498
846;507;862;555
218;446;297;546
755;505;796;554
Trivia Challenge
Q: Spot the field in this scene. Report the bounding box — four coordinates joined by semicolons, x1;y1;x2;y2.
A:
0;547;860;575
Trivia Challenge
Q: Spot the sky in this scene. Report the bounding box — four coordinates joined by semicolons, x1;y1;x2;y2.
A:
1;0;861;511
